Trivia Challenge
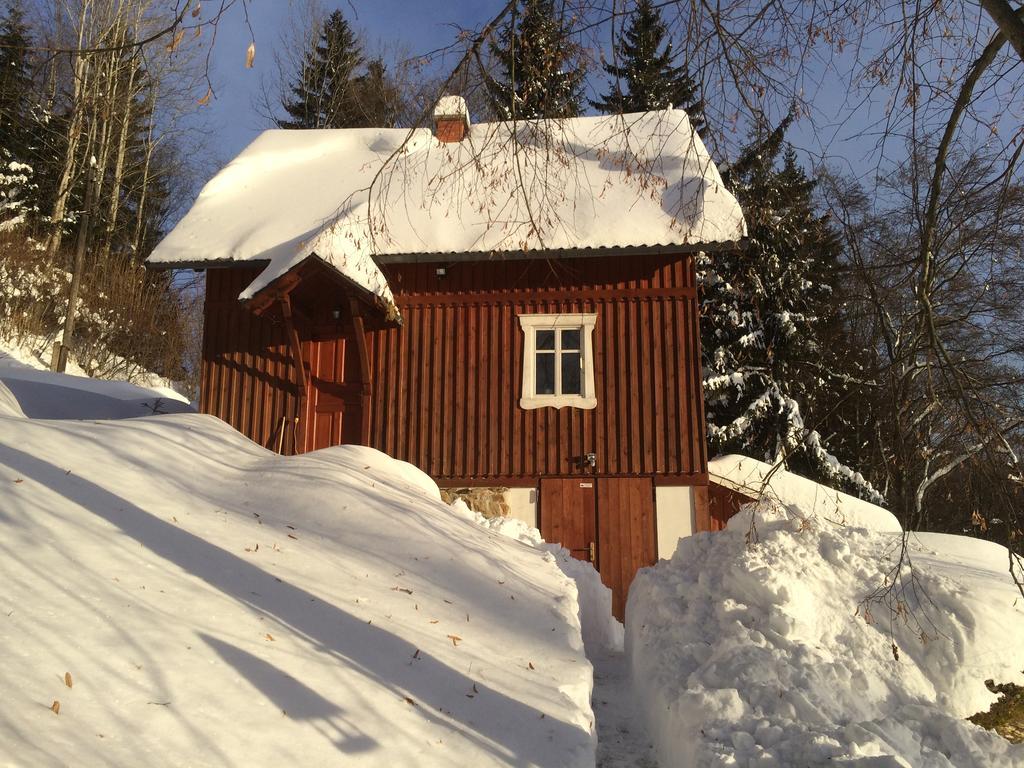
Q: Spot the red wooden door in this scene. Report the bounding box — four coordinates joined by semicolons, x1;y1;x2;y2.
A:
539;478;597;564
597;477;657;620
302;333;364;452
540;476;657;621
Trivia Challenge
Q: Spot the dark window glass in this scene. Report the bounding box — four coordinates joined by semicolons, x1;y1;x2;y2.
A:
536;353;555;394
561;352;581;394
536;330;555;350
561;328;581;350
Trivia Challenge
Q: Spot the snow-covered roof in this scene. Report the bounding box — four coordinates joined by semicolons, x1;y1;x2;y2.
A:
148;109;745;305
708;454;901;532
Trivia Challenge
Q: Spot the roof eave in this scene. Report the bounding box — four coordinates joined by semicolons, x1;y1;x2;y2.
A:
373;239;747;264
243;253;401;326
145;238;748;272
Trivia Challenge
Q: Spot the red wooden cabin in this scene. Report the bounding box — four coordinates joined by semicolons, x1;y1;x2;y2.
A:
150;101;746;618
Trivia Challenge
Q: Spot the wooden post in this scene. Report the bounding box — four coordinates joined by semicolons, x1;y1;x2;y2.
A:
280;296;307;453
348;299;372;445
54;160;96;373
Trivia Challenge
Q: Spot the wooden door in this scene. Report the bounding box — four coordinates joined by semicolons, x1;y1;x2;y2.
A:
597;477;657;620
540;476;657;621
539;478;597;564
303;333;364;452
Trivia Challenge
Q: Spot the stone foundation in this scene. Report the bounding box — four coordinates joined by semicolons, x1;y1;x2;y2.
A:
440;487;511;519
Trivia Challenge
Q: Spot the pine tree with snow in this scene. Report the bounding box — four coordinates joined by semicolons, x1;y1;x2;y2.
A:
0;3;39;230
486;0;585;120
590;0;703;129
701;118;881;501
278;11;392;129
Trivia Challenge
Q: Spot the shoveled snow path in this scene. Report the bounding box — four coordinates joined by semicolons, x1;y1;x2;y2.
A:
592;650;658;768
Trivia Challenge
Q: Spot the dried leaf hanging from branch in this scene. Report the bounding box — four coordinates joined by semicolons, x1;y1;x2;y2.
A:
166;29;185;53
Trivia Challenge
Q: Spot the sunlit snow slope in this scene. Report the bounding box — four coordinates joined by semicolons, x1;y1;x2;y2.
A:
0;374;594;767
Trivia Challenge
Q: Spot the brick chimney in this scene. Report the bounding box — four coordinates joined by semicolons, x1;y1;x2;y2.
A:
433;95;470;143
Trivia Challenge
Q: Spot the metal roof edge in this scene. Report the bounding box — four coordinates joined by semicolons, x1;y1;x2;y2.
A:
374;239;744;265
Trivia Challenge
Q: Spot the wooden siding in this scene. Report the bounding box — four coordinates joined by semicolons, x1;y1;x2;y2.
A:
202;267;299;454
707;481;755;531
369;254;707;483
200;253;709;484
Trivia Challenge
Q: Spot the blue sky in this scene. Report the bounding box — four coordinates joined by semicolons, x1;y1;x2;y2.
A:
202;1;497;166
193;1;936;186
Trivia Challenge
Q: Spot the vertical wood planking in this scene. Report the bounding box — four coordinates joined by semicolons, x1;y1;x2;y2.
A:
200;252;709;477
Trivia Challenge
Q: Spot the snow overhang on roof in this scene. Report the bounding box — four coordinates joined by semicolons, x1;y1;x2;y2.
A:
147;109;747;309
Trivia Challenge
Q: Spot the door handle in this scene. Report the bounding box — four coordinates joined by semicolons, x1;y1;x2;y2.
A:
589;542;596;563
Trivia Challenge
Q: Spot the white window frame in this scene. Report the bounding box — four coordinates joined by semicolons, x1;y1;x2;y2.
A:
518;313;597;410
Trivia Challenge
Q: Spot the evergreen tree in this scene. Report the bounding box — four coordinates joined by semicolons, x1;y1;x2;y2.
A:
349;58;400;128
0;2;39;229
700;118;880;500
486;0;585;120
591;0;703;129
0;2;33;153
279;11;395;129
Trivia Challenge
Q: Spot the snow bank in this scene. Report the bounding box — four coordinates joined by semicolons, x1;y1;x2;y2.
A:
149;109;745;306
459;504;624;654
0;376;594;765
628;502;1024;767
0;342;191;419
710;453;901;532
0;380;24;417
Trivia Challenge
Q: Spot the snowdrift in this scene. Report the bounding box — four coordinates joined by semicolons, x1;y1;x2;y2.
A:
0;377;595;765
0;340;190;419
629;502;1024;767
465;507;624;654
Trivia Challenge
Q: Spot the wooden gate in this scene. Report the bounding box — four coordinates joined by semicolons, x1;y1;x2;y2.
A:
539;476;657;620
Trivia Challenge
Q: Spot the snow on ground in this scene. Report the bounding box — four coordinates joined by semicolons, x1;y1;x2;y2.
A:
0;372;595;766
460;505;648;768
629;500;1024;767
0;337;191;419
591;650;658;768
466;507;624;655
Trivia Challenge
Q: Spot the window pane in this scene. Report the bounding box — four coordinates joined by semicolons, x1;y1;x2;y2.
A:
536;330;555;350
536;353;555;394
561;352;581;395
561;328;581;351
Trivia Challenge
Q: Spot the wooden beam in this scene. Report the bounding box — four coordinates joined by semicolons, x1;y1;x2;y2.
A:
349;298;372;445
280;296;307;453
248;271;304;316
